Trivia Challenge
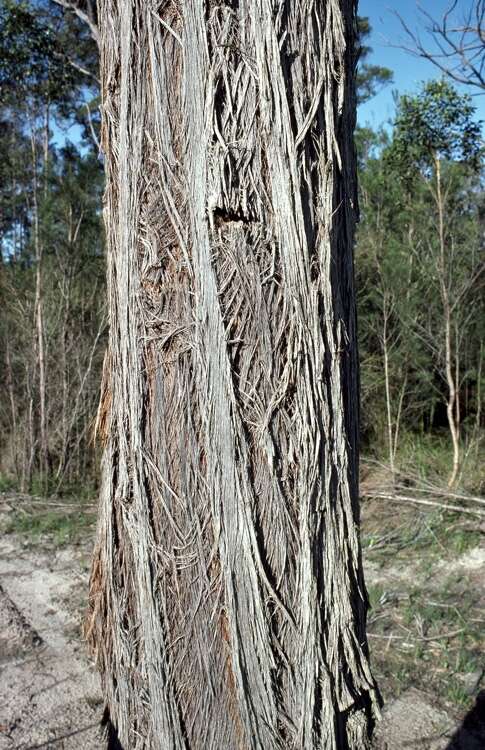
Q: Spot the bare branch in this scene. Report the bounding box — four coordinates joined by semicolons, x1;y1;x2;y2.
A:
394;1;485;91
84;100;101;152
67;57;100;84
51;0;99;47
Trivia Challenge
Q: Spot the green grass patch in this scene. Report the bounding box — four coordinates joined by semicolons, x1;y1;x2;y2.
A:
367;583;386;610
444;679;471;708
5;508;95;546
0;473;17;492
368;576;483;711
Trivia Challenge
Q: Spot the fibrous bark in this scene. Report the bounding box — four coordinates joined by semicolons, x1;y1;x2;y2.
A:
87;2;380;748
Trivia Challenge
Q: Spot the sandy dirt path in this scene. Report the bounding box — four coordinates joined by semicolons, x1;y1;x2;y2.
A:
0;533;103;750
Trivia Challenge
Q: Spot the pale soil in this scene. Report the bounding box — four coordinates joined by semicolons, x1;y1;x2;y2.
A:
0;531;103;750
373;688;485;750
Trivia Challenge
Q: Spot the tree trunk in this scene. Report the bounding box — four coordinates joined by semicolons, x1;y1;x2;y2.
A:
87;2;380;749
434;156;460;488
30;127;49;485
381;293;395;478
5;339;19;476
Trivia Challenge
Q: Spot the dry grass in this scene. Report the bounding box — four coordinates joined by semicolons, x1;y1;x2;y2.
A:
361;480;485;719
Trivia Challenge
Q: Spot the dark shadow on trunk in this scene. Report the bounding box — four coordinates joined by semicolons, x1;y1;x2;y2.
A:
102;706;125;750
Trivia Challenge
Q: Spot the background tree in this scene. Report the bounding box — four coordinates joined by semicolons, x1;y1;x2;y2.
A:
0;0;104;492
388;80;482;487
356;81;484;488
356;130;423;478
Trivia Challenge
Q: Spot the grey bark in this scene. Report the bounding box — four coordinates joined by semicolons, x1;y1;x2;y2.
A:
87;2;380;748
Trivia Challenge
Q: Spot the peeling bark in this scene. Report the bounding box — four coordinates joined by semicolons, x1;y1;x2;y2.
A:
87;2;380;748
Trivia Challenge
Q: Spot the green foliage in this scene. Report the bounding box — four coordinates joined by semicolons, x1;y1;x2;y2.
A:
0;141;105;489
388;80;483;176
0;0;100;152
0;0;76;107
5;508;95;546
0;0;104;493
356;80;484;471
397;433;461;481
356;16;394;105
0;473;16;492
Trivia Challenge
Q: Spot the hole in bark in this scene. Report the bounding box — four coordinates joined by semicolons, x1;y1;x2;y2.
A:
212;206;251;228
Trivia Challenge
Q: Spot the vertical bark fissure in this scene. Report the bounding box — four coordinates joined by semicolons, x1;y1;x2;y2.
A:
87;2;380;748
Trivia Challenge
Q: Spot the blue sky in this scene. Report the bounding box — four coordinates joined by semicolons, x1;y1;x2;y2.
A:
358;0;485;129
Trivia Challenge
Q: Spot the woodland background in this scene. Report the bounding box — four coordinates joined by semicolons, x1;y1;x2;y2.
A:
0;0;483;499
0;3;485;744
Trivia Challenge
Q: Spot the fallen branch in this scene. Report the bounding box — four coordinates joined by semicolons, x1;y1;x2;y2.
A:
393;483;485;508
368;627;465;642
0;497;96;512
363;491;485;518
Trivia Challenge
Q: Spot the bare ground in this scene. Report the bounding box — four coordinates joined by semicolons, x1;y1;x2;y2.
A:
0;492;484;750
0;518;103;750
